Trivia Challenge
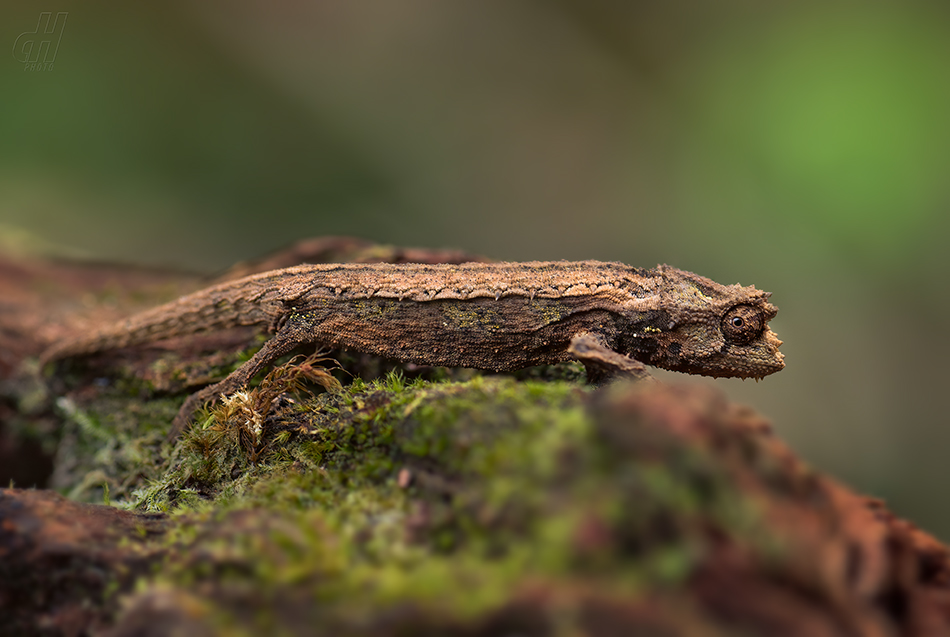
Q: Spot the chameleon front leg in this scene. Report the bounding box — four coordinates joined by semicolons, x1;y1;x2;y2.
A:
568;333;652;384
167;316;319;440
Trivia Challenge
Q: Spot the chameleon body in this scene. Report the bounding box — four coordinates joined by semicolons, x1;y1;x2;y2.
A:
41;261;784;438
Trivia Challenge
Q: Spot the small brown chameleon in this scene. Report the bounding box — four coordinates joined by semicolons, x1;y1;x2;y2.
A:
41;261;784;439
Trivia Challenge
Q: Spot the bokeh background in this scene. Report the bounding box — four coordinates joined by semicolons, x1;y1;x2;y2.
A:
3;1;950;536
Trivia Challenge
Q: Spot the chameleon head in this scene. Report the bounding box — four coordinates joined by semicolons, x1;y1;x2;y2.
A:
626;266;785;379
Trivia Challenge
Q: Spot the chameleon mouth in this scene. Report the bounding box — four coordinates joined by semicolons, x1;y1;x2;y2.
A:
754;327;785;377
714;325;785;379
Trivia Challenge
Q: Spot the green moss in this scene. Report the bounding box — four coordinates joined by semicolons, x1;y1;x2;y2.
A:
120;380;693;623
47;359;790;633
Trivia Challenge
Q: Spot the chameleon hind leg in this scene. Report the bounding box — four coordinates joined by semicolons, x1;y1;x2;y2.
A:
167;319;320;440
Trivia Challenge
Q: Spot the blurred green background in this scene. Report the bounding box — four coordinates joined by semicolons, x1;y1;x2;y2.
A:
3;1;950;536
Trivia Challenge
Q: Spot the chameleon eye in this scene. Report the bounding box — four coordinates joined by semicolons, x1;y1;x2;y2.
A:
721;305;764;345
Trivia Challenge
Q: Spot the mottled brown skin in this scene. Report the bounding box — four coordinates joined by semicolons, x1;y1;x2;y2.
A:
41;261;784;439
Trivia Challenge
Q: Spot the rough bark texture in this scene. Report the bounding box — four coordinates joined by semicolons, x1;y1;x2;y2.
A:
3;238;950;637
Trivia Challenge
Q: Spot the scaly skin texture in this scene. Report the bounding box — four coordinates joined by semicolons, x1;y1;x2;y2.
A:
41;261;784;439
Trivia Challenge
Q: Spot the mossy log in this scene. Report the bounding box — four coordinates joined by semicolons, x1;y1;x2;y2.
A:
2;239;949;637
